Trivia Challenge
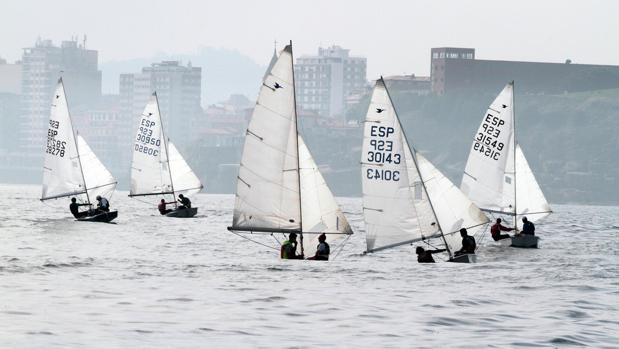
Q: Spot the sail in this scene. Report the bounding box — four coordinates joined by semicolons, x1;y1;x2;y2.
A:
416;152;489;252
129;94;173;196
299;135;353;256
41;79;87;201
513;145;552;222
461;83;516;214
77;135;117;200
231;44;301;231
168;141;203;196
361;79;440;253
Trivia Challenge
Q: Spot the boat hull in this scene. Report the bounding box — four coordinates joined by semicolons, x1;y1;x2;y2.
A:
511;235;539;248
449;254;476;263
165;207;198;218
77;210;118;223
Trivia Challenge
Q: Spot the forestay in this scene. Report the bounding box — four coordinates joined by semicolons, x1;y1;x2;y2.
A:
42;79;88;201
77;135;117;200
299;135;353;256
231;44;301;231
508;145;552;222
361;79;440;253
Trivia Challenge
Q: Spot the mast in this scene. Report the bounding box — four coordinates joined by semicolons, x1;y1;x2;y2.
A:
62;78;91;206
381;77;453;259
289;40;304;255
511;81;517;231
153;92;177;205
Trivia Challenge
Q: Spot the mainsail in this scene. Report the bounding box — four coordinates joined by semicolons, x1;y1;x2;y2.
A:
129;93;202;198
229;43;353;256
361;78;488;255
461;82;551;224
41;79;117;202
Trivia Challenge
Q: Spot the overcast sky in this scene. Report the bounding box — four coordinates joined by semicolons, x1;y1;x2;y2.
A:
1;0;617;79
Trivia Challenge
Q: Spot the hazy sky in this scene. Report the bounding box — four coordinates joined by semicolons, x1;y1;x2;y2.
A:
1;0;618;79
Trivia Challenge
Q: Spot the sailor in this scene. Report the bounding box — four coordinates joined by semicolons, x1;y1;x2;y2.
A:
158;199;174;215
454;228;476;256
490;218;514;241
69;197;90;218
95;195;110;213
521;217;535;235
177;194;191;209
416;246;447;263
307;233;330;261
280;232;304;260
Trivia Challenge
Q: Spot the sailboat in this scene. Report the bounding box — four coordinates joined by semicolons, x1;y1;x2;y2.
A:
361;78;489;263
461;82;552;248
41;78;118;223
128;93;203;218
227;43;353;259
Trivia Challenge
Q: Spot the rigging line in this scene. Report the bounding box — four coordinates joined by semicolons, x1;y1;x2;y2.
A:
331;234;352;261
228;230;279;251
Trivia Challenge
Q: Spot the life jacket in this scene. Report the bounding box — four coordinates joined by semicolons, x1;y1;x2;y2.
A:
99;198;109;209
280;240;296;259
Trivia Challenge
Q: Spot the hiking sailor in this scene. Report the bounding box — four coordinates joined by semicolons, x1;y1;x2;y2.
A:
95;195;110;213
416;246;447;263
454;228;476;257
158;198;175;215
307;233;330;261
177;194;191;209
491;218;514;241
280;232;304;260
69;197;90;218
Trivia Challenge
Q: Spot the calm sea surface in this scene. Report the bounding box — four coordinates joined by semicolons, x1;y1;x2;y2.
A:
1;184;617;348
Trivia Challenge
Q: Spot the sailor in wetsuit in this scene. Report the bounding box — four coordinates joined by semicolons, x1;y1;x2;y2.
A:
491;218;514;241
95;195;110;213
158;199;174;215
521;217;535;235
280;232;304;260
307;233;330;261
416;246;447;263
177;194;191;209
454;228;476;257
69;197;90;218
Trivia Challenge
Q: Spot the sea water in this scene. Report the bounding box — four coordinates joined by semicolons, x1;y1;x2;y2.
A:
1;184;617;348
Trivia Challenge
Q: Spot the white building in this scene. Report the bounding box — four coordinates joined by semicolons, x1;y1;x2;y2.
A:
294;46;367;119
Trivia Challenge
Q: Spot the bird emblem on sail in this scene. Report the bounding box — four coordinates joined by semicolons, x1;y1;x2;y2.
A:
376;108;385;113
274;82;283;89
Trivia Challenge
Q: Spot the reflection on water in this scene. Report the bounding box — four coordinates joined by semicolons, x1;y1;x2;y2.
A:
1;184;618;348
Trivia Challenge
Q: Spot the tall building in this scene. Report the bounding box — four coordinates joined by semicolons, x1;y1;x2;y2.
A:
0;58;22;154
20;38;101;154
119;61;202;149
430;47;619;94
294;46;367;118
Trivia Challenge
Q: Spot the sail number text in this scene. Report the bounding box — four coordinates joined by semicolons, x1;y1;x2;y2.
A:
46;120;66;157
473;113;506;161
134;118;161;156
366;126;400;181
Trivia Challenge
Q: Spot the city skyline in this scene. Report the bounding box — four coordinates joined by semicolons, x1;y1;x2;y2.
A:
1;0;618;84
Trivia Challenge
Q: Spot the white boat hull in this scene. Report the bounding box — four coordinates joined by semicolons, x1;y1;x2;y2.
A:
449;254;476;263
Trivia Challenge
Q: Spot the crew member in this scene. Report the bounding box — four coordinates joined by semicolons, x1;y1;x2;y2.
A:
280;232;304;260
177;194;191;209
69;197;89;218
521;217;535;235
95;195;110;213
307;233;330;261
416;246;447;263
158;199;175;215
455;228;476;256
491;218;514;241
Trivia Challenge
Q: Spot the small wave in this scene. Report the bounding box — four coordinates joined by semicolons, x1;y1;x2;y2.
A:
26;331;54;336
549;336;586;346
158;297;194;303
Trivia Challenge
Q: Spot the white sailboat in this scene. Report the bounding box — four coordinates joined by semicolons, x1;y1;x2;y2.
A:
361;78;489;262
227;43;353;259
461;82;552;248
41;78;118;223
128;93;203;218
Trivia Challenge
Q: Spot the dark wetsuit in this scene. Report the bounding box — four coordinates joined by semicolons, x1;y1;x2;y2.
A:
69;203;89;218
491;223;513;241
308;242;330;261
455;236;476;256
158;202;173;215
522;221;535;235
178;197;191;209
417;249;447;263
97;198;110;213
